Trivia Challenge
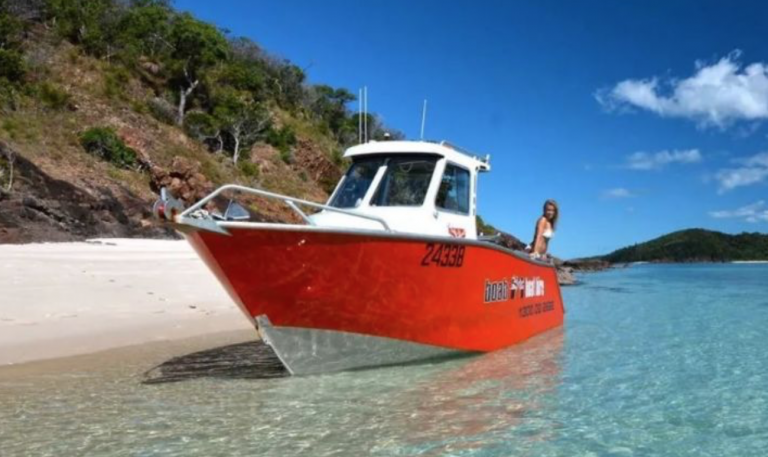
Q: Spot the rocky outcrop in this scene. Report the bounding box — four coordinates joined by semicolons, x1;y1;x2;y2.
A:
563;258;611;272
149;156;214;205
0;142;171;244
493;231;527;251
556;266;577;285
482;230;576;285
291;139;342;193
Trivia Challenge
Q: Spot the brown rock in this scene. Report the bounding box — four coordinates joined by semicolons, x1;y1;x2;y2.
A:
557;266;577;286
149;156;214;205
291;139;342;192
117;126;154;169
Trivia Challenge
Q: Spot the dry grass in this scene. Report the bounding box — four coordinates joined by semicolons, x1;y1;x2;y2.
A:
2;32;341;221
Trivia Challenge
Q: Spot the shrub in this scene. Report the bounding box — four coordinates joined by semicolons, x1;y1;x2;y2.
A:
103;66;131;100
37;82;71;110
330;148;344;166
184;111;221;147
147;96;176;124
0;49;25;84
79;127;137;169
265;125;296;154
278;148;292;164
0;81;19;111
238;160;259;179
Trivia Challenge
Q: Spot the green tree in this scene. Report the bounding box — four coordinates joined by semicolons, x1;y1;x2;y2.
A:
115;0;173;63
262;57;304;109
45;0;121;58
166;12;228;126
212;89;269;163
184;110;223;153
0;0;23;50
0;1;24;107
308;84;356;139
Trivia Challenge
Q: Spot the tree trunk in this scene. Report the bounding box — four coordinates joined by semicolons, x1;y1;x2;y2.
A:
4;150;14;192
215;132;223;154
176;79;199;126
232;127;241;164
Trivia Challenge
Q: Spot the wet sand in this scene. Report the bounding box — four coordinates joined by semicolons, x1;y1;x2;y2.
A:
0;329;275;381
0;239;254;366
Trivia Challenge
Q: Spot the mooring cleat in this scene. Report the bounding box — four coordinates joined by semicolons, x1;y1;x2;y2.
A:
152;187;184;222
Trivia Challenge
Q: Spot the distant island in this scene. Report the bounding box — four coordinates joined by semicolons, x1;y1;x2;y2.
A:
599;229;768;263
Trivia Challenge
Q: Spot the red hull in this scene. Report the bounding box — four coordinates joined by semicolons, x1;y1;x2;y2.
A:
186;227;564;353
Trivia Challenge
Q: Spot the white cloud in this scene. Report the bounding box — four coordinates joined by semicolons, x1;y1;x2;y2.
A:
709;200;768;223
602;187;635;199
597;51;768;128
742;151;768;167
625;149;702;170
715;152;768;193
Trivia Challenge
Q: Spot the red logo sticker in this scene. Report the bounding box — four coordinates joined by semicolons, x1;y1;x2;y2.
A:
448;227;466;238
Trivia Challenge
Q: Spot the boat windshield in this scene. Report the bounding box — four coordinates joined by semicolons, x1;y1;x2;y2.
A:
371;155;437;207
329;157;385;208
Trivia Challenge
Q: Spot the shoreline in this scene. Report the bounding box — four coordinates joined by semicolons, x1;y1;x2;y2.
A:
0;328;259;378
0;239;253;366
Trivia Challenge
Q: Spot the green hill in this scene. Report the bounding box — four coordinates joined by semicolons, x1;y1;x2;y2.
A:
0;0;403;243
602;229;768;263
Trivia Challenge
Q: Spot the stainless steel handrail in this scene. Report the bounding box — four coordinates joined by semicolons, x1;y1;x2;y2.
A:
178;184;392;232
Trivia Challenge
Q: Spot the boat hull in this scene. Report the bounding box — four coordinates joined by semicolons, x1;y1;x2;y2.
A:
185;226;565;374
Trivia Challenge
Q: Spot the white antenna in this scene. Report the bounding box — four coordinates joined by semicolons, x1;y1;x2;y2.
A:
363;86;368;143
420;99;428;140
358;88;363;144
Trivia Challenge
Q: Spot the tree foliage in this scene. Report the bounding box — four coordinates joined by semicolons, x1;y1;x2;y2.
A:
6;0;403;165
602;229;768;263
0;1;25;107
45;0;121;57
115;0;173;62
0;0;23;50
212;88;269;163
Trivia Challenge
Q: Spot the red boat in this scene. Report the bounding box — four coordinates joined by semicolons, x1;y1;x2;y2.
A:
156;140;564;375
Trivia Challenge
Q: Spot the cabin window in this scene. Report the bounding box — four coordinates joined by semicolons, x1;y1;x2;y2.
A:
330;157;385;208
436;164;470;214
371;156;437;207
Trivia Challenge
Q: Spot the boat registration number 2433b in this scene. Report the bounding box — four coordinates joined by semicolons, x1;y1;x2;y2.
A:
421;243;466;267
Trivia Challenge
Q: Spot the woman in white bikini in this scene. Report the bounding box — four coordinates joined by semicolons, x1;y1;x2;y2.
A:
529;199;558;260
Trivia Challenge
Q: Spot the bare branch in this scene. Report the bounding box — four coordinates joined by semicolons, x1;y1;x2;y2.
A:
1;147;15;192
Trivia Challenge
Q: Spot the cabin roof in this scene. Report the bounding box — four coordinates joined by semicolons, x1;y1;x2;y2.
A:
344;140;491;172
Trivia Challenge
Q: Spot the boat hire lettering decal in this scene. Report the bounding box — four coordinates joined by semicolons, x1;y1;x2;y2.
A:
484;279;509;303
484;276;545;303
421;243;465;267
518;301;555;318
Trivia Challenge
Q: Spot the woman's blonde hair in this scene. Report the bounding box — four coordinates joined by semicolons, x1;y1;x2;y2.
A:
543;199;559;229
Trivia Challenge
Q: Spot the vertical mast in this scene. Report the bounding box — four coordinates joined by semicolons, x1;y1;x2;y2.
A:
420;99;428;140
358;88;363;144
363;86;368;143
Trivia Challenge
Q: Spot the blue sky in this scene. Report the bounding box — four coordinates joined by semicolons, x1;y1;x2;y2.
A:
176;0;768;258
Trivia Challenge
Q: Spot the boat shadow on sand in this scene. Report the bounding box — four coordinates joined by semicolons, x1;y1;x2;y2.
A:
142;340;288;384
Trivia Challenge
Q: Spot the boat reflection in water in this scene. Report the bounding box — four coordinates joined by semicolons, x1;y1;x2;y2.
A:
378;328;564;455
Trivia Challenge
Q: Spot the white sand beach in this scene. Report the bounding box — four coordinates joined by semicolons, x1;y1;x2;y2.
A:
0;239;253;366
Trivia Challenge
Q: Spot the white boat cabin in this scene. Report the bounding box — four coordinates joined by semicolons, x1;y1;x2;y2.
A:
311;140;491;240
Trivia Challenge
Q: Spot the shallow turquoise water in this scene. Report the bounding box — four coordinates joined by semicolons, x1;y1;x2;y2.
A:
1;264;767;456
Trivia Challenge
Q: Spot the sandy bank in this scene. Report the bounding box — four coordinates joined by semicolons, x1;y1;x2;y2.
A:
0;239;253;366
